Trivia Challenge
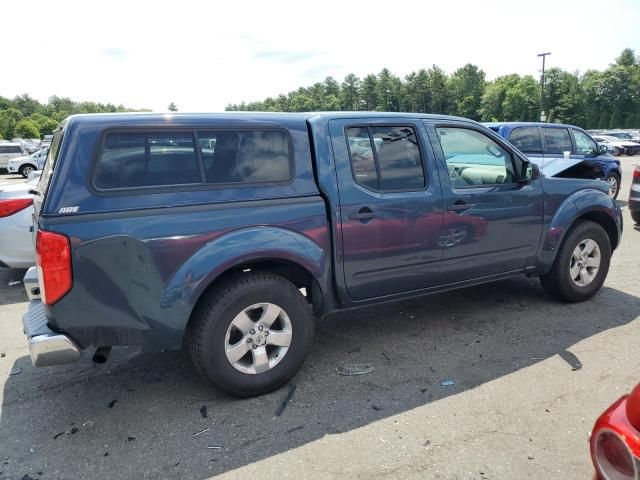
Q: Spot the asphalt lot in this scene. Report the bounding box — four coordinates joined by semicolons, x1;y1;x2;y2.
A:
0;159;639;480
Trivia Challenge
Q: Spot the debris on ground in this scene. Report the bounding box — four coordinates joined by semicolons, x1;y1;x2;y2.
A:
371;404;383;411
275;384;297;417
200;405;208;418
103;452;109;457
381;352;391;361
127;436;136;442
440;379;455;386
70;427;79;435
420;388;428;394
558;350;583;371
8;281;21;286
285;425;304;434
192;428;209;437
1;352;5;358
108;400;118;408
527;455;535;460
53;432;65;440
206;446;222;450
337;364;374;376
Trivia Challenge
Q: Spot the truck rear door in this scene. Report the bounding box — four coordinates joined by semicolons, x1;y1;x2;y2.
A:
329;118;444;301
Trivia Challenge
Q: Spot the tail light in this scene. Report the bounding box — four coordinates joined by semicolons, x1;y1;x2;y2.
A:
633;167;640;182
627;384;640;431
0;198;32;217
36;229;72;305
594;430;637;480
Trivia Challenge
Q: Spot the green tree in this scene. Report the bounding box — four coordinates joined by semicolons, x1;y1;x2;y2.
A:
427;65;449;114
615;48;636;67
361;74;378;110
0;108;24;139
340;74;361;111
448;64;485;120
14;119;40;139
168;102;178;111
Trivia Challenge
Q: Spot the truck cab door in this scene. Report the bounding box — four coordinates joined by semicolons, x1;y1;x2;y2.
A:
425;121;544;284
329;118;444;301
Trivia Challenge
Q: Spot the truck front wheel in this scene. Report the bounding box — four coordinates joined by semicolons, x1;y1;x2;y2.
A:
539;220;611;302
187;272;314;397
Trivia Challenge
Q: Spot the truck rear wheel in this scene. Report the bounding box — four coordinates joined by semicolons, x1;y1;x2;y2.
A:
187;272;314;397
539;220;611;302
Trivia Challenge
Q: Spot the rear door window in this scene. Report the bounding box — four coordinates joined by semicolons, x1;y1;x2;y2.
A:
94;132;201;189
543;128;572;154
346;125;425;191
508;127;542;153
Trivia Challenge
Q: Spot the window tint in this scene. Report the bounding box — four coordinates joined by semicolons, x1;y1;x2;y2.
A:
572;129;597;154
543;128;572;154
437;127;515;187
197;130;290;184
346;126;425;191
95;133;200;189
0;145;22;154
509;127;542;153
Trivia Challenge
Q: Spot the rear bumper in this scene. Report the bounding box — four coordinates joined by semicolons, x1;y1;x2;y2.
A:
22;268;81;367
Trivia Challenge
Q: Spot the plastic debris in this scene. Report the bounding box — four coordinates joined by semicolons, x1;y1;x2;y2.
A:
8;281;20;286
337;364;374;376
275;384;296;417
200;405;208;418
206;446;222;450
127;436;136;442
381;352;391;361
285;425;303;434
192;428;209;437
371;404;383;411
440;379;455;386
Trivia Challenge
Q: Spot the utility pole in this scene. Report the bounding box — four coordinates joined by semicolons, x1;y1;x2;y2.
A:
537;52;551;122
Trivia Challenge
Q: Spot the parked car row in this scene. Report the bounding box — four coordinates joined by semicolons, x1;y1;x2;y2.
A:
7;145;49;177
485;122;622;198
593;134;640;156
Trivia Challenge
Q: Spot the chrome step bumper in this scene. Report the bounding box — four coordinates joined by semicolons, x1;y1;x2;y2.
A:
22;299;81;367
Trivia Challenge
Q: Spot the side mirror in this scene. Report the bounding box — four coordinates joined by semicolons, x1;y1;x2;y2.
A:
521;161;540;182
598;144;608;155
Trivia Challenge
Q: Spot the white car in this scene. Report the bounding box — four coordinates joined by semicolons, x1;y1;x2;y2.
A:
0;176;37;268
7;147;49;178
0;142;28;170
593;135;640;156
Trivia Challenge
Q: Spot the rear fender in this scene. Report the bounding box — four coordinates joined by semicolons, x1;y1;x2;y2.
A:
161;226;329;331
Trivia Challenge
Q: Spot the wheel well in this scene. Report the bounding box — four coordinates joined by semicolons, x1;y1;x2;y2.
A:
193;259;324;318
576;211;619;250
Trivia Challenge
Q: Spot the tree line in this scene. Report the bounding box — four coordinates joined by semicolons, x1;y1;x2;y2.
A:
0;95;149;140
226;48;640;129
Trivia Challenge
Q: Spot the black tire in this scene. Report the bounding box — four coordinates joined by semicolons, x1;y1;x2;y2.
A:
613;148;621;156
631;210;640;225
18;164;36;178
627;150;635;156
605;172;621;199
187;272;314;397
540;220;611;302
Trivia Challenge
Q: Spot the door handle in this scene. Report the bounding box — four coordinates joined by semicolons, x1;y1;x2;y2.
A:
349;208;377;221
447;203;474;212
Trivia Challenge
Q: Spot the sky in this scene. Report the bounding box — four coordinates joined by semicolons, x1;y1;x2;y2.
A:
2;0;639;112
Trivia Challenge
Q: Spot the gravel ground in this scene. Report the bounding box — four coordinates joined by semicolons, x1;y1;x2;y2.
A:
0;159;638;480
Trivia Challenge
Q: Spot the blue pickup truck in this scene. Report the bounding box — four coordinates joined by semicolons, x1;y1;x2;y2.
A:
24;112;622;397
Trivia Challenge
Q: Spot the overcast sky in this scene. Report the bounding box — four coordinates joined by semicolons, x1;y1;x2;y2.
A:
2;0;639;112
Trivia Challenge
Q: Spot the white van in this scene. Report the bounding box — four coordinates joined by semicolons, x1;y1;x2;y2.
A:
0;142;27;169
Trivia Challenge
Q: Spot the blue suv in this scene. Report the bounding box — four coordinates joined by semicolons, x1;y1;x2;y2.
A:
485;122;622;199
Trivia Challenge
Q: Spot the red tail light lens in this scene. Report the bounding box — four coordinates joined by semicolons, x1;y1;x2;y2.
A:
627;384;640;431
36;229;72;305
594;430;637;480
0;198;32;217
633;167;640;181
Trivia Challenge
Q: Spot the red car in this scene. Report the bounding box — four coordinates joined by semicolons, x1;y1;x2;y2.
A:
590;384;640;479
